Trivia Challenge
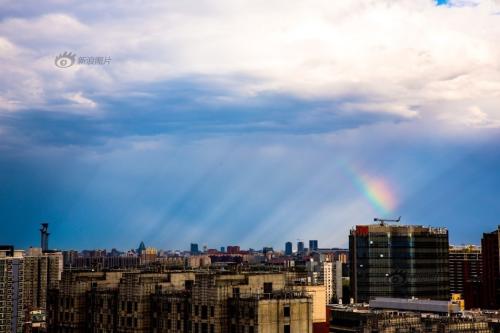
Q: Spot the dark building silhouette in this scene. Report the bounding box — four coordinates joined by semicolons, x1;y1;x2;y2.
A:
481;226;500;309
297;241;305;254
137;241;146;256
349;223;449;303
40;223;49;252
449;245;482;309
190;243;199;254
285;242;293;256
309;240;319;252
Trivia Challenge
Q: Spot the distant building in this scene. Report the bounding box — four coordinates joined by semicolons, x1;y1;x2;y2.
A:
262;246;273;254
190;243;199;254
285;242;293;256
137;241;146;256
449;245;482;309
481;226;500;309
227;245;240;254
140;247;158;263
298;241;305;254
309;240;319;252
349;223;449;302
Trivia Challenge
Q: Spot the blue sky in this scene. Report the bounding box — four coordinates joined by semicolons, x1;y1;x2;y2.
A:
1;0;500;251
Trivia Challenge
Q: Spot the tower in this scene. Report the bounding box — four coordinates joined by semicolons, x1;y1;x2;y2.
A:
40;223;49;252
297;241;305;254
285;242;293;256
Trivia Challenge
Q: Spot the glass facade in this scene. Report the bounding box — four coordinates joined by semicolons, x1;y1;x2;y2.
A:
349;224;449;302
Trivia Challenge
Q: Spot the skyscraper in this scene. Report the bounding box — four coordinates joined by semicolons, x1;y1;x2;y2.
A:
40;223;49;252
309;240;318;252
285;242;293;256
298;241;305;254
449;245;482;309
481;226;500;309
190;243;199;254
349;223;449;302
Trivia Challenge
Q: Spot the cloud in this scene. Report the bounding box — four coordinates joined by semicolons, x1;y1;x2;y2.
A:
0;0;498;136
65;91;97;109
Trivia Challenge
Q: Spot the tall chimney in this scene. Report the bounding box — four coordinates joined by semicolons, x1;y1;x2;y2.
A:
40;223;49;252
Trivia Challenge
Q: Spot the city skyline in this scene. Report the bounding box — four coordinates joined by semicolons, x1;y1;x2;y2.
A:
1;0;500;250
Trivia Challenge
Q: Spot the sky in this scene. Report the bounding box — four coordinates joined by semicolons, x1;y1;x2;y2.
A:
1;0;500;251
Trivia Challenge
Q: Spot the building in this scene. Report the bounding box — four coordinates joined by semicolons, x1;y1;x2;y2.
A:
23;248;63;312
327;302;490;333
227;292;312;333
309;240;318;252
297;242;305;255
481;226;500;309
137;241;146;256
285;242;293;256
449;245;482;309
191;243;200;254
349;223;449;303
0;248;25;333
47;270;314;333
227;246;241;254
141;247;158;264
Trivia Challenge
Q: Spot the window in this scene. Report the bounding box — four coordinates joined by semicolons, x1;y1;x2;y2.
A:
284;324;290;333
201;305;208;319
284;306;290;317
263;282;273;294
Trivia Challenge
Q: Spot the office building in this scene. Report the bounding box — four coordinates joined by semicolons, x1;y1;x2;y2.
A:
309;240;318;252
349;223;449;302
481;226;500;309
449;245;482;309
285;242;293;256
298;242;305;254
190;243;199;254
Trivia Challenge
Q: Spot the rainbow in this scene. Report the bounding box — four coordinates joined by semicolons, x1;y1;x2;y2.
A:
341;162;397;215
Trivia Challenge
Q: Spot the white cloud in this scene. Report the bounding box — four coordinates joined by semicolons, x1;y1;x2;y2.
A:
65;91;96;108
0;0;499;134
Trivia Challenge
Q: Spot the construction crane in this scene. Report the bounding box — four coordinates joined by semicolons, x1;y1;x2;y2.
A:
374;216;401;226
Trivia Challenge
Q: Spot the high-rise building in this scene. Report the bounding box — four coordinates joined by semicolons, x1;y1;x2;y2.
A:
349;223;449;303
285;241;293;256
297;241;305;254
449;245;482;309
309;240;318;252
137;241;146;256
481;226;500;309
190;243;199;254
0;248;25;333
24;248;63;312
40;223;49;252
